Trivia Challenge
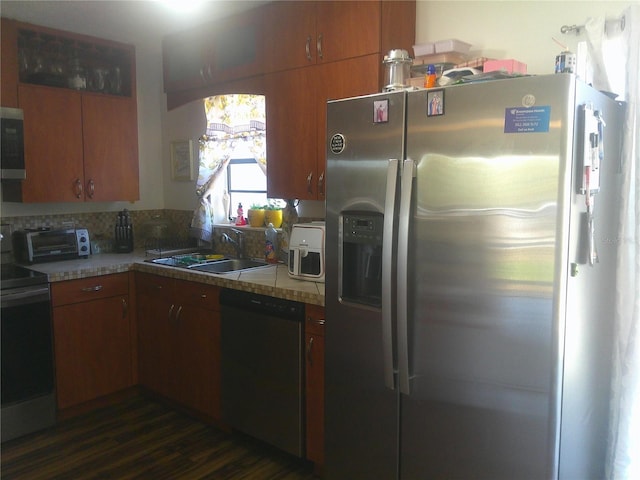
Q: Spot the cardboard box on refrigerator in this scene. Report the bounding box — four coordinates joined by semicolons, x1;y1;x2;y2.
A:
483;59;527;74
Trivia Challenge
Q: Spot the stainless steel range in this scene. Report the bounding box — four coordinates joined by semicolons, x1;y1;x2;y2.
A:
1;224;56;443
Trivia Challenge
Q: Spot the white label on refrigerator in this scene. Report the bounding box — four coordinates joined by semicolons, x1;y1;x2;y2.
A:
504;106;551;133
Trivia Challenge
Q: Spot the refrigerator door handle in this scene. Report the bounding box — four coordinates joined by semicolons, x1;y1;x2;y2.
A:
382;158;399;390
398;158;415;395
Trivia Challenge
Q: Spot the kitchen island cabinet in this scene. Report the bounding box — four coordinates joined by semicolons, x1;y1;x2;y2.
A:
51;273;133;410
136;272;221;421
305;304;325;467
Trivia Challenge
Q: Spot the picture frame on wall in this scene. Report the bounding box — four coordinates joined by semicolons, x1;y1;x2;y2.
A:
170;140;195;181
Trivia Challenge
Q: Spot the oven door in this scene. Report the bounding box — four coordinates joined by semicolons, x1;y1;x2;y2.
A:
1;284;56;442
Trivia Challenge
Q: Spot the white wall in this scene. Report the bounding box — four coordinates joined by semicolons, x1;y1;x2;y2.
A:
161;99;207;211
415;1;632;75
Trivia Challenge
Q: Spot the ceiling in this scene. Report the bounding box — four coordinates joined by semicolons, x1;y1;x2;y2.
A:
0;1;269;46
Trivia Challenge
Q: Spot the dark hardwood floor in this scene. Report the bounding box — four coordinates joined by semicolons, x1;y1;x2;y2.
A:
1;393;318;479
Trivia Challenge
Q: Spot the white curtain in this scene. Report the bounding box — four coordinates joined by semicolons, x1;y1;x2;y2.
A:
189;95;266;242
585;5;640;479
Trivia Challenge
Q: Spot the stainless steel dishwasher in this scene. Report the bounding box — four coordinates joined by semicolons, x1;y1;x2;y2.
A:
220;288;304;457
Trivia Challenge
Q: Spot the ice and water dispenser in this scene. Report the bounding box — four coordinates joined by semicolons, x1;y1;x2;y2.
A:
341;213;384;307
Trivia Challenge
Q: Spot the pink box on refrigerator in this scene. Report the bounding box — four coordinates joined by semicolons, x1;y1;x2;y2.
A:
483;59;527;74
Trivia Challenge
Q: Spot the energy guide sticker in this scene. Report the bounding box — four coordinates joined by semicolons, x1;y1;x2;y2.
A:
504;106;551;133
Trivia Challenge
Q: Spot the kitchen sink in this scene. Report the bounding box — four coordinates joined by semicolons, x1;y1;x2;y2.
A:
146;252;270;273
187;258;270;273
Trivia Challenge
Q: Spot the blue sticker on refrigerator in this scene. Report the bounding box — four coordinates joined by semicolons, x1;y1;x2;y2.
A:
504;106;551;133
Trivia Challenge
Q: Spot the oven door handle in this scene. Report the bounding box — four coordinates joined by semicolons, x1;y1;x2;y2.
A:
1;285;50;308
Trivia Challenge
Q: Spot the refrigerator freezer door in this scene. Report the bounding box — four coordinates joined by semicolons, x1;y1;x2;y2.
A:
400;76;577;479
325;91;406;479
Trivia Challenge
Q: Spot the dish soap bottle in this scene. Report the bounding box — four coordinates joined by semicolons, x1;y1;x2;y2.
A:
265;223;278;264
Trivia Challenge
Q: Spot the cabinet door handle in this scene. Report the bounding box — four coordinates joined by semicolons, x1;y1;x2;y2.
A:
122;298;128;318
318;171;325;198
317;33;323;60
74;178;83;198
306;171;313;194
168;304;175;321
81;285;103;292
200;66;206;82
87;179;95;199
305;36;312;61
307;336;314;366
175;305;183;323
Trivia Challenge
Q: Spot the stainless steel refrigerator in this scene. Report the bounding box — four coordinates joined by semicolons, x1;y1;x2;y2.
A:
324;74;624;479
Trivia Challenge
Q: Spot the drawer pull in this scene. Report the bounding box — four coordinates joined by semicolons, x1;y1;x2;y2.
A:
81;285;103;292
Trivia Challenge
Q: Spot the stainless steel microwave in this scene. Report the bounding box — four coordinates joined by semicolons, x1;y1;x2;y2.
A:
0;107;25;180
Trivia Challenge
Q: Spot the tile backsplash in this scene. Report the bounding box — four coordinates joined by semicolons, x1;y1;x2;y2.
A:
1;209;193;251
1;209;320;261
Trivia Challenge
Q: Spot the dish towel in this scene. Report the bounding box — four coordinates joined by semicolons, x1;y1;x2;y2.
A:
190;197;214;243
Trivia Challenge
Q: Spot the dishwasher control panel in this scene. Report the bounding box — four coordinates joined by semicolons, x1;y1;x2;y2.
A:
219;288;304;321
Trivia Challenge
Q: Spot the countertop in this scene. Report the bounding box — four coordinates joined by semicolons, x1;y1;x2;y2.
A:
29;251;325;307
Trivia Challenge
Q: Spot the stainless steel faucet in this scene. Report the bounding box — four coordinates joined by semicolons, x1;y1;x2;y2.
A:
220;228;245;259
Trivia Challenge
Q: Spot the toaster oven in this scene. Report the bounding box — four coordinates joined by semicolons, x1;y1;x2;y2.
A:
13;228;90;264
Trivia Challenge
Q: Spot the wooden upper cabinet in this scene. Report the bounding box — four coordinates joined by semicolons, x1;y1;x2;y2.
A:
267;54;382;201
265;67;318;200
163;7;265;93
1;20;139;203
82;94;139;202
162;27;210;94
263;1;316;72
208;8;265;84
18;84;84;203
262;1;381;73
315;1;381;63
15;84;139;203
1;18;19;107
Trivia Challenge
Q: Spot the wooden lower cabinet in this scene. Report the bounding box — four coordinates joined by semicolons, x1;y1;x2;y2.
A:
136;272;221;420
51;273;133;409
305;304;325;466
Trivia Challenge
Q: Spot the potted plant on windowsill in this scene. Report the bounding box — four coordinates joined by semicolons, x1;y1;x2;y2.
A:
264;202;283;228
247;204;266;227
